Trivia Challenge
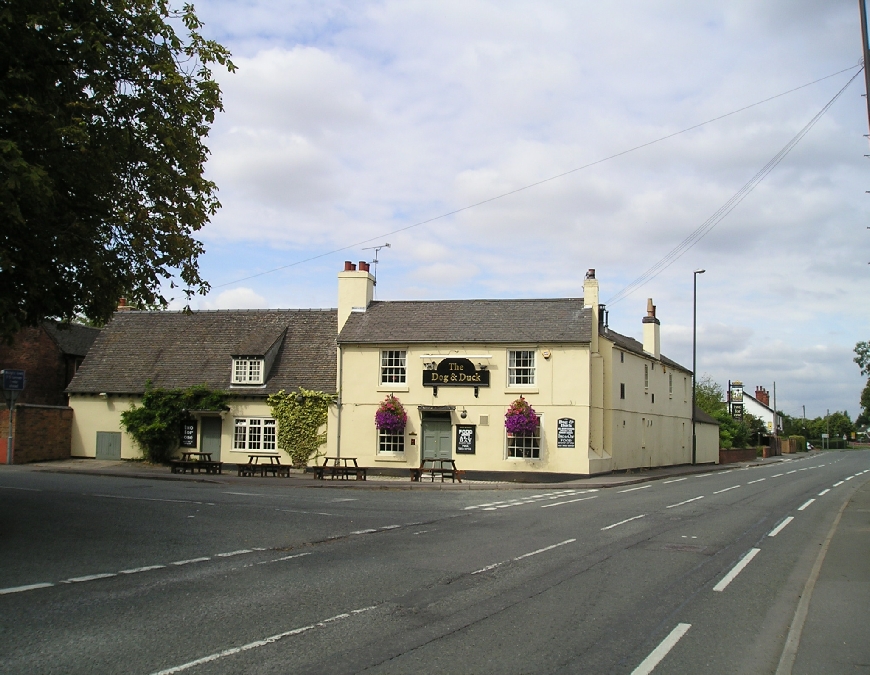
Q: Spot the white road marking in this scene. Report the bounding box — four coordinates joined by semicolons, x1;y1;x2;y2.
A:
0;485;41;491
662;478;687;484
0;582;53;595
380;525;402;530
350;529;378;535
845;476;854;481
258;553;310;565
771;473;784;478
694;473;713;478
786;470;797;474
602;514;646;530
149;606;377;675
713;548;761;592
482;507;497;511
797;499;815;511
224;492;265;496
471;562;503;575
818;489;830;496
513;539;576;560
540;496;597;508
768;517;794;537
713;485;741;495
63;573;118;584
171;557;211;566
90;493;212;506
747;478;766;484
619;485;652;493
412;530;430;535
119;565;166;575
631;623;692;675
666;496;704;509
330;498;357;502
833;481;844;487
215;549;253;558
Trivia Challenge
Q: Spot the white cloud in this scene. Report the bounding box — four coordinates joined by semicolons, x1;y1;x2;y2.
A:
198;287;269;310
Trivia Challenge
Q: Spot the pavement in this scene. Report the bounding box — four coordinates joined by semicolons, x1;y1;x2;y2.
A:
19;451;809;490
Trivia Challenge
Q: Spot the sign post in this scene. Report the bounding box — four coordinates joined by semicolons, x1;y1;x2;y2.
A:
1;369;26;465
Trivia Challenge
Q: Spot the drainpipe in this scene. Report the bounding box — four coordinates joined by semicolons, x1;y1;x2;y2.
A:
336;343;343;459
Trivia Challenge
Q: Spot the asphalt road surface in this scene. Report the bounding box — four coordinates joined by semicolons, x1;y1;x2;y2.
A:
1;451;868;674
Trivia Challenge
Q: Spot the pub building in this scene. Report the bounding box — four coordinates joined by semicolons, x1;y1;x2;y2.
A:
328;264;718;479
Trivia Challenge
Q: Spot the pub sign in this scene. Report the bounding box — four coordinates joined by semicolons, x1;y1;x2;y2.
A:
423;358;490;388
180;420;198;448
456;424;476;454
557;418;575;448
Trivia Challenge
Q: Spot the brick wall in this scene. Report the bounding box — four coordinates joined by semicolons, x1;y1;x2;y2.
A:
0;326;68;406
0;404;72;464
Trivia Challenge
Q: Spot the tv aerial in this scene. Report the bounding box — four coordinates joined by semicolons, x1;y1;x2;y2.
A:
362;243;390;286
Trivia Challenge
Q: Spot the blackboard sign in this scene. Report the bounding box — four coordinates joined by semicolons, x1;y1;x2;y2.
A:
180;420;198;448
456;424;476;454
423;358;490;387
556;418;575;448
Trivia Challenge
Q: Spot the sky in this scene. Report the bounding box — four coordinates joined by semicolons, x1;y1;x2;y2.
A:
173;0;870;420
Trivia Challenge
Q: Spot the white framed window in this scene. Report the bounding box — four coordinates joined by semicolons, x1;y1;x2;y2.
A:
508;350;536;386
233;418;276;451
380;350;407;384
378;430;405;454
507;427;541;459
233;359;263;384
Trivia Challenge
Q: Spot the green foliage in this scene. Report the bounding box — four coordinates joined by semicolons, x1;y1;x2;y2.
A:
855;341;870;377
694;374;726;416
858;380;870;427
693;374;766;448
789;435;807;452
120;383;228;462
267;389;335;468
805;411;854;441
0;0;235;341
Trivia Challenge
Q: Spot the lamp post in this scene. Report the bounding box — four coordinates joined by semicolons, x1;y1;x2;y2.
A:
692;268;705;464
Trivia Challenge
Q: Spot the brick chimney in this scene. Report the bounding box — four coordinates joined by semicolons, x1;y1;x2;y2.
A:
337;261;374;331
755;386;770;407
642;298;660;359
117;297;132;312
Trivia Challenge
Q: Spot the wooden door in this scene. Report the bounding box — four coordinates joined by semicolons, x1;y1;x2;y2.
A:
422;421;452;460
200;417;222;461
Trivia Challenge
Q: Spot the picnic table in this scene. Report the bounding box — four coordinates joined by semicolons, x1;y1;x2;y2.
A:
312;457;367;481
238;454;290;477
170;451;223;475
410;458;464;483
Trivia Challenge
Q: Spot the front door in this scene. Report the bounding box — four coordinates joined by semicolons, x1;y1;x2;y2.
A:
422;421;452;460
200;417;222;461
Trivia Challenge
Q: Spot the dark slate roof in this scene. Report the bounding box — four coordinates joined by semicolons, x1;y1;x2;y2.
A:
694;405;719;426
338;299;593;344
602;327;692;375
43;322;101;357
67;310;337;396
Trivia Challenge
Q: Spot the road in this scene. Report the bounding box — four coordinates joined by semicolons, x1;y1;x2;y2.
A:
1;451;868;674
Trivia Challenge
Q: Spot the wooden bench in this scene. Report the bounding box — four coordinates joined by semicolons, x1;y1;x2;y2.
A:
238;454;289;477
313;457;367;481
411;459;464;483
171;452;223;475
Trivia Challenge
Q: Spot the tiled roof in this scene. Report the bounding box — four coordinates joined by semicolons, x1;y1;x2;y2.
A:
602;327;692;374
67;310;337;396
338;299;593;344
43;322;101;357
694;406;719;426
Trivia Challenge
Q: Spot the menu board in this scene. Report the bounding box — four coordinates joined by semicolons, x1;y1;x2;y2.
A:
456;425;476;454
180;420;198;448
556;418;575;448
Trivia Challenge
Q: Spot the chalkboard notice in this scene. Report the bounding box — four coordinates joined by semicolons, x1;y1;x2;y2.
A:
180;420;198;448
556;418;575;448
456;424;476;454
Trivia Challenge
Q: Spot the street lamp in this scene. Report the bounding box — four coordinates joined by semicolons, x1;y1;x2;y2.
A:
692;268;706;464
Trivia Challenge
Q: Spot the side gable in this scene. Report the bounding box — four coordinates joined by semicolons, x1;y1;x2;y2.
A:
602;327;692;375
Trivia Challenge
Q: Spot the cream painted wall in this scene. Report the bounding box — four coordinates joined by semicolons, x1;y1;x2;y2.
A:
332;343;595;474
695;421;720;464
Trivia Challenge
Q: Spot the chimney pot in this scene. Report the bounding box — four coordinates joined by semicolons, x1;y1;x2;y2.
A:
359;261;370;273
344;261;355;271
585;268;595;280
118;297;126;307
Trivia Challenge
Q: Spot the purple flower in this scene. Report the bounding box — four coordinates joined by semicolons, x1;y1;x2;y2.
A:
376;395;407;432
505;396;538;435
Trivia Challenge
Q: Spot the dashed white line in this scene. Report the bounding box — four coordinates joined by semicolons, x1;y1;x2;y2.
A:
602;514;646;531
171;557;211;566
713;548;760;592
0;582;54;595
662;478;688;484
350;529;377;535
90;493;212;505
513;539;576;560
215;549;253;558
63;573;118;584
768;517;794;537
471;562;503;575
666;496;704;509
747;478;766;484
149;606;377;675
694;473;713;478
786;470;797;475
631;623;692;675
797;499;815;511
0;485;41;491
713;485;740;495
833;481;844;487
258;552;311;565
845;476;854;481
619;485;652;493
771;473;784;478
119;565;166;575
540;496;597;508
818;489;830;496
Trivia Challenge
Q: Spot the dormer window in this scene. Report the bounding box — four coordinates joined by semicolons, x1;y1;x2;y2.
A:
233;358;263;384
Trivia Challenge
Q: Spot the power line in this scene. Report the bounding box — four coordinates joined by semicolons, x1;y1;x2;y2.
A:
605;68;862;306
213;64;861;290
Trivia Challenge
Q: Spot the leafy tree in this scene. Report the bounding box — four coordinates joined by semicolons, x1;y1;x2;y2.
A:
694;374;726;416
858;380;870;427
120;383;228;462
0;1;235;342
855;341;870;377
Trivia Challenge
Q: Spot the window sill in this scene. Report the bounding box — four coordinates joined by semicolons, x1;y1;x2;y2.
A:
375;455;407;462
505;388;538;394
377;385;409;392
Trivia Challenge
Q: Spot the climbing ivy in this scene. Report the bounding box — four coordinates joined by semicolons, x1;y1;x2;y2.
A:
120;383;229;463
267;388;335;467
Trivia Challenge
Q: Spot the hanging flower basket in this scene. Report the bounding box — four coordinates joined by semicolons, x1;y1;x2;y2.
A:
375;394;408;433
505;396;539;436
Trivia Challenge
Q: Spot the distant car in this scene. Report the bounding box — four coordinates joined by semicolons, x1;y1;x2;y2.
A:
806;443;813;450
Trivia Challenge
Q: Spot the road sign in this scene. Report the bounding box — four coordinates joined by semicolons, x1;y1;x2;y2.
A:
1;369;25;391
